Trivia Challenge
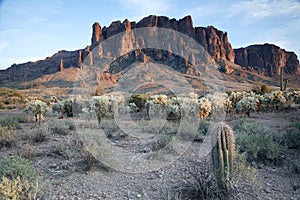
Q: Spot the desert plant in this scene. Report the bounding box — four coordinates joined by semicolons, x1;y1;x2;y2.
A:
198;120;210;136
24;100;48;126
82;147;97;171
236;94;259;117
279;67;288;91
0;117;21;129
0;176;36;200
198;97;212;119
129;94;149;111
151;134;175;151
211;122;235;188
0;125;18;148
281;123;300;149
88;95;120;124
30;127;50;143
0;156;39;199
234;119;284;163
55;144;73;160
252;83;272;94
163;160;221;200
47;120;70;135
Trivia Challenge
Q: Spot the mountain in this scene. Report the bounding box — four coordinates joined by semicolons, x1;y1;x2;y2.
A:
234;44;300;76
0;15;299;90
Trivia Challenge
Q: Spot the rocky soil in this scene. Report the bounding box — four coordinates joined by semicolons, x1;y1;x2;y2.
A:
0;110;299;200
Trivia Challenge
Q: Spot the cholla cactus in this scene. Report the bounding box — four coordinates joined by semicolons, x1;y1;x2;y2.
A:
211;122;235;187
236;95;259;117
206;92;228;114
52;96;88;117
198;97;212;119
24;100;48;126
270;91;286;109
150;94;169;106
88;95;120;124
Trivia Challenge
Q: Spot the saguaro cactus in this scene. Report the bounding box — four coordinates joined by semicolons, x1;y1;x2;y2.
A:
280;67;287;91
212;122;235;187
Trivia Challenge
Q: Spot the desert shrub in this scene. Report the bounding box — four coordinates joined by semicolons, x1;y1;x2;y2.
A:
234;119;284;163
0;117;21;129
151;134;175;151
281;123;300;149
129;94;149;111
198;120;210;136
0;176;35;200
81;147;98;171
252;83;272;95
0;156;39;199
30;127;50;143
55;144;73;160
47;120;70;135
0;125;18;148
163;160;224;200
19;143;35;159
100;119;119;134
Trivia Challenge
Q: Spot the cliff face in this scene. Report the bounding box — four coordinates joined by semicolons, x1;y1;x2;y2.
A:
91;15;235;62
234;44;300;76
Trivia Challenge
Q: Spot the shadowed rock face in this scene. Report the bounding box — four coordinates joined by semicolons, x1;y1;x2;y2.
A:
234;44;300;76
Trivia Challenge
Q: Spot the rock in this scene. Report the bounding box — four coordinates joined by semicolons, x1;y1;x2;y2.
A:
136;194;142;198
91;22;102;44
219;59;234;74
58;195;64;200
234;43;300;76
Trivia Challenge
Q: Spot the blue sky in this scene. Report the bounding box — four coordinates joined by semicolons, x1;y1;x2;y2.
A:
0;0;300;70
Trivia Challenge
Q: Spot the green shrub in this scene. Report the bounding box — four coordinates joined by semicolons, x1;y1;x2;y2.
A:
234;119;284;163
0;176;35;200
198;120;210;136
0;117;21;129
0;156;39;181
30;127;49;143
151;134;175;151
55;144;73;160
0;156;39;199
282;123;300;149
47;120;70;135
0;125;18;148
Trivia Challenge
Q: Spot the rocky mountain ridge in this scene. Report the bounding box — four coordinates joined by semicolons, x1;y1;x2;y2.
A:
0;15;299;88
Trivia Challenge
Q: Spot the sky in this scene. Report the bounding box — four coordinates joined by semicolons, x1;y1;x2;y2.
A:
0;0;300;70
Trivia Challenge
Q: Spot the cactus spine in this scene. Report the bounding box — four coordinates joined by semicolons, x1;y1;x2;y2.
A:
212;122;235;187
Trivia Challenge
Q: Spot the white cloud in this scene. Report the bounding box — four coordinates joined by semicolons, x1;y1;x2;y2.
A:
228;0;300;24
0;28;23;35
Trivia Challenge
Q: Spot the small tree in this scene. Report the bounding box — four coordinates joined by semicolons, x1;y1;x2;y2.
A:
24;100;48;126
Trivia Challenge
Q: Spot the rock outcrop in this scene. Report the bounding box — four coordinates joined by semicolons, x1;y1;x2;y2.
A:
90;15;235;63
234;44;300;76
